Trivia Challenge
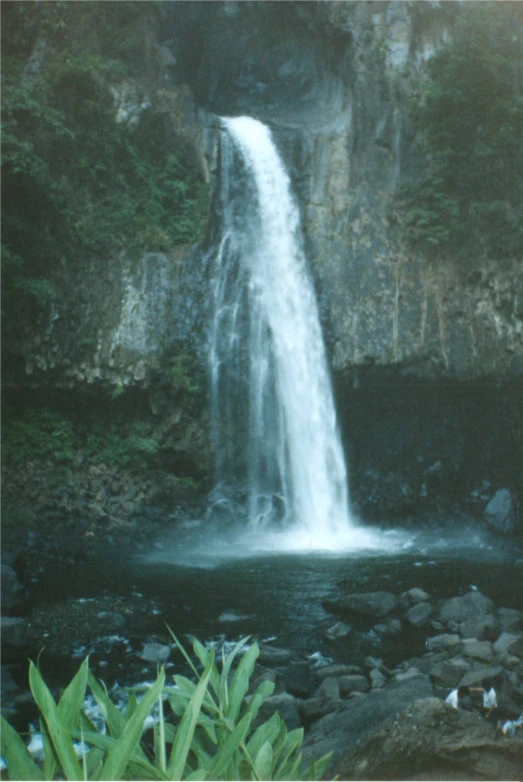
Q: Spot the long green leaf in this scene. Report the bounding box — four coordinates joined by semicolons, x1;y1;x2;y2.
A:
243;679;275;725
40;717;58;781
29;661;83;780
206;710;252;780
192;638;220;697
274;728;304;777
226;642;258;722
218;637;252;710
246;712;280;761
58;657;89;731
87;672;127;738
0;716;44;781
98;668;165;781
254;740;274;780
73;731;166;781
167;650;214;781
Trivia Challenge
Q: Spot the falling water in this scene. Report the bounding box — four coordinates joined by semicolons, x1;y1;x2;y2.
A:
209;116;355;549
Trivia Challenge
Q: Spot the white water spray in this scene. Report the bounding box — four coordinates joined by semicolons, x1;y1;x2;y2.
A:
210;116;366;550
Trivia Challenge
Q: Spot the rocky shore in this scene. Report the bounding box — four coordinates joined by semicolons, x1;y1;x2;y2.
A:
2;561;522;779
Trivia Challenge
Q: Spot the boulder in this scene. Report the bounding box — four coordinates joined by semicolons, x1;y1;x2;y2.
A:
302;676;434;766
315;676;340;700
440;592;497;624
498;607;523;633
139;642;170;664
373;617;402;635
508;636;523;657
338;675;370;695
394;667;424;683
299;696;341;724
0;565;27;614
316;664;360;680
324;621;351;640
429;657;471;688
458;614;500;640
493;632;521;656
405;602;433;628
426;633;461;652
459;665;504;688
401;587;431;605
256;693;301;731
283;662;314;698
324;591;399;618
484;488;519;534
336;697;523;780
461;638;494;662
1;616;27;647
258;645;293;664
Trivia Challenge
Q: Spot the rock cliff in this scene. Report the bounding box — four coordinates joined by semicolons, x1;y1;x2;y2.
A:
2;1;522;527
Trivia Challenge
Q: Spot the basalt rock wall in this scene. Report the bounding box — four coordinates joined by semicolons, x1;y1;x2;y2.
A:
3;1;522;528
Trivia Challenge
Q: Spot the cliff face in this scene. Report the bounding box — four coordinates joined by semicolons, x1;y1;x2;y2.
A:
2;1;522;525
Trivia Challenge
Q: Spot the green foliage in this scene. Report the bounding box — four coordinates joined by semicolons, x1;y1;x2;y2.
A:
111;384;125;402
398;2;523;261
1;1;209;324
1;409;76;465
0;637;331;781
2;408;160;470
85;421;160;469
169;354;202;396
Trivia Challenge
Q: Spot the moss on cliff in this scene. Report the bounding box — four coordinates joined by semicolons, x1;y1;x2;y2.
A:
1;1;209;332
397;1;523;263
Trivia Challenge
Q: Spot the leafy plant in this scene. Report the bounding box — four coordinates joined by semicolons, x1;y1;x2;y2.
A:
1;409;76;465
1;2;209;335
397;1;523;262
0;637;331;781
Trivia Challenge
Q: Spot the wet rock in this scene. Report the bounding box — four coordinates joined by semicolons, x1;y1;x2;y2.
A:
458;614;500;640
429;657;471;688
498;607;523;632
484;488;519;534
508;636;523;657
299;696;341;724
461;638;493;662
439;592;496;624
256;692;301;731
493;632;521;656
258;645;293;665
373;617;402;635
338;697;523;781
394;667;424;683
303;676;434;767
283;662;314;698
369;668;386;689
338;675;370;695
459;665;504;688
0;565;27;614
315;676;340;700
324;621;351;640
316;664;360;680
426;633;461;652
139;642;171;664
401;587;431;605
325;591;399;618
1;616;27;647
405;602;433;627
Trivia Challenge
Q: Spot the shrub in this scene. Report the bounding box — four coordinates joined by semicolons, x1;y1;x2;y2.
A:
397;2;523;262
0;636;331;781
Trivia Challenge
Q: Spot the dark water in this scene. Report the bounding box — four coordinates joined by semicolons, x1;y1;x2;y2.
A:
29;516;523;684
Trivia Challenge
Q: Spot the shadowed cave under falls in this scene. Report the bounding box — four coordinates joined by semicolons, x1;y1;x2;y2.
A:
206;116;409;556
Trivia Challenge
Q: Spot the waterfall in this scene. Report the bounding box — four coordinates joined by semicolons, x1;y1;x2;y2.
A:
209;116;355;548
